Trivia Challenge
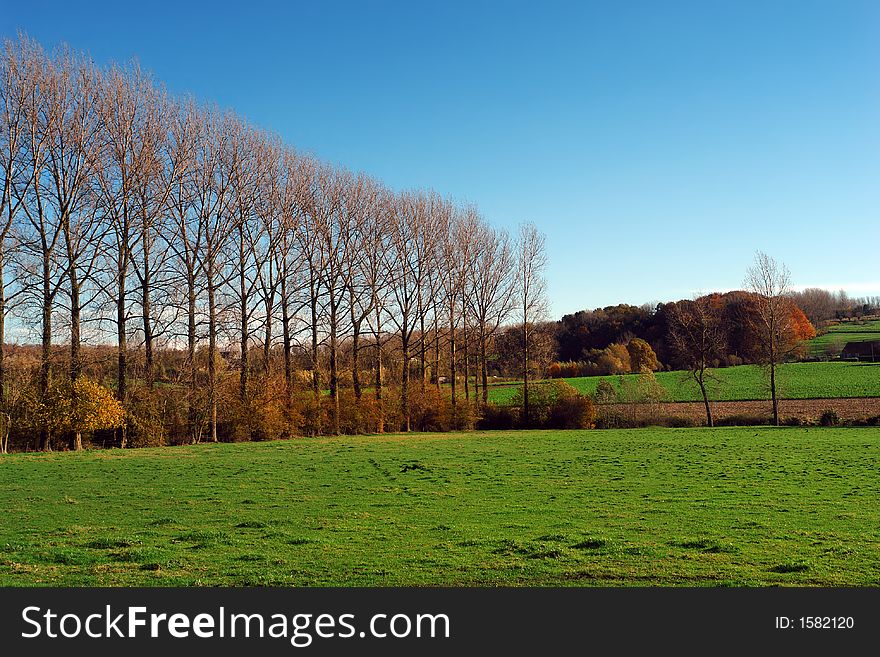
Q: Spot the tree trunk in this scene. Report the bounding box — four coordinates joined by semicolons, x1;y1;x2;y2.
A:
116;258;127;448
374;337;384;433
0;246;5;428
309;281;320;436
263;293;273;376
462;317;469;402
434;312;441;393
401;330;410;432
239;238;249;404
141;235;154;389
187;269;198;443
449;306;456;407
419;312;427;392
480;328;489;406
69;263;82;452
522;323;529;426
329;292;339;435
40;255;51;452
769;321;779;426
770;362;779;426
207;264;218;443
352;319;362;400
697;370;713;427
281;277;293;436
116;254;128;405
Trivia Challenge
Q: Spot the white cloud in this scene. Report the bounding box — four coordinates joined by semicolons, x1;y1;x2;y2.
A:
790;282;880;295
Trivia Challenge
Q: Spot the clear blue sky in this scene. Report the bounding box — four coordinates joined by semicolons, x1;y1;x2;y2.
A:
3;0;878;317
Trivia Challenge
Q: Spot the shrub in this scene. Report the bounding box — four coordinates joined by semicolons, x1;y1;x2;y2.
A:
510;380;594;429
663;416;697;428
449;399;480;431
478;403;518;430
409;386;451;432
125;386;168;447
511;380;572;427
819;409;840;427
547;394;596;429
715;414;772;427
594;379;616;404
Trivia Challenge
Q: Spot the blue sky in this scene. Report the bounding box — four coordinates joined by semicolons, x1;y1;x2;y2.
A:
3;0;878;317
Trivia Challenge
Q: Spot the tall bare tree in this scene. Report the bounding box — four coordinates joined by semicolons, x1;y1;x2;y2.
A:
194;111;236;443
745;251;795;426
666;295;726;427
226;122;266;407
95;63;158;411
515;222;548;425
467;221;515;405
14;41;67;450
0;38;31;448
167;102;208;443
130;88;189;393
343;174;385;402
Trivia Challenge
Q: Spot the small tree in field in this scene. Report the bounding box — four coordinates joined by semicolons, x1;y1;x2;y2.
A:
666;296;726;427
744;251;800;426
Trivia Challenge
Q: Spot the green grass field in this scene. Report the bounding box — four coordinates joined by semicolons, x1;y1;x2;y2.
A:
2;428;879;586
807;320;880;356
488;361;880;405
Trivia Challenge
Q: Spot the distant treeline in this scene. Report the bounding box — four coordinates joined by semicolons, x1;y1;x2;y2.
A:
551;290;817;376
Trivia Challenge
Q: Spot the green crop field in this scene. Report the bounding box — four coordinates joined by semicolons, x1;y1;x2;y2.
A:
2;428;879;586
807;320;880;356
488;361;880;405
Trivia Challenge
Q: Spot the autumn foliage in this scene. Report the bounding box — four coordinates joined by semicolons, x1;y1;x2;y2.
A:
22;378;125;449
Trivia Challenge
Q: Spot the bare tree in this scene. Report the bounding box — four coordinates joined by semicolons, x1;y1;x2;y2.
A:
666;296;726;427
14;41;67;451
95;61;172;418
253;138;284;379
274;149;309;433
515;222;548;425
194;111;236;443
315;166;352;435
363;186;395;431
294;157;327;435
386;191;433;431
343;175;385;403
745;251;796;426
0;38;31;444
130;88;190;393
225;122;266;407
467;221;515;405
166;102;210;443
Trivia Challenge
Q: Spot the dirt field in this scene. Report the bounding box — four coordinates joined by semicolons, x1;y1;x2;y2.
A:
603;397;880;425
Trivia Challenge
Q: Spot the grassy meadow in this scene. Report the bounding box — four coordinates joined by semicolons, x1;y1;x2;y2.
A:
488;361;880;405
2;428;879;587
807;319;880;356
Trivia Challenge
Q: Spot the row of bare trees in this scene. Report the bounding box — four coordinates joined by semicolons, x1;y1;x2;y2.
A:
0;36;549;450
